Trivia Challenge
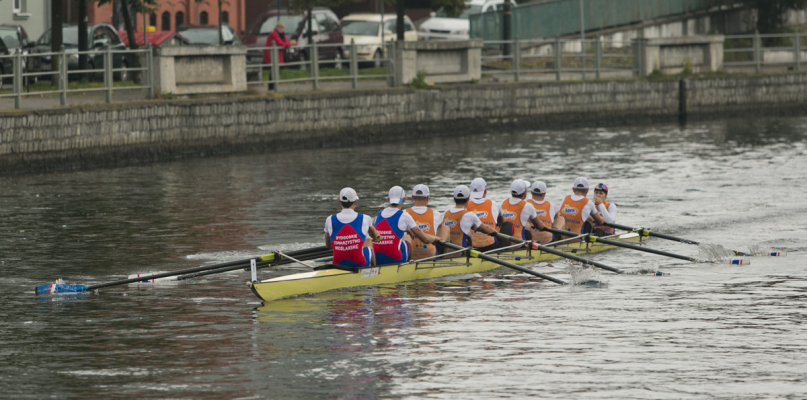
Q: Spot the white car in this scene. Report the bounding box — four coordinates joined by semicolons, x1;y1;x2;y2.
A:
341;14;417;67
417;0;516;40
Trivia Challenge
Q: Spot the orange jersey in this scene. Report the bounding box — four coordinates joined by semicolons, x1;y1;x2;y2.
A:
443;209;472;247
467;199;497;247
501;199;528;240
559;195;590;234
593;200;614;235
405;208;438;260
527;199;553;229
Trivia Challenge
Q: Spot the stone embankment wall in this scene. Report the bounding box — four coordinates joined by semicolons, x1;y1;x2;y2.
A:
2;74;807;174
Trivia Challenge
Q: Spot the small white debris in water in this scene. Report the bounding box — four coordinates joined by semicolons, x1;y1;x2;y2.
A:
24;321;33;324
62;225;67;228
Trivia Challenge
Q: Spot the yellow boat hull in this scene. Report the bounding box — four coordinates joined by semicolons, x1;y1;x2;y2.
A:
250;232;641;301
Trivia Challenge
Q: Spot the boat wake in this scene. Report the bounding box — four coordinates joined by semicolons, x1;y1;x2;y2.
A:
565;264;607;286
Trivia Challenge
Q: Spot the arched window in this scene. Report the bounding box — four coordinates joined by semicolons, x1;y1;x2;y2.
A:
175;11;184;29
162;11;170;31
199;11;208;25
149;12;157;27
221;11;229;25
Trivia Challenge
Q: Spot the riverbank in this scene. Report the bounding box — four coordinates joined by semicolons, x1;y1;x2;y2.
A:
2;73;807;175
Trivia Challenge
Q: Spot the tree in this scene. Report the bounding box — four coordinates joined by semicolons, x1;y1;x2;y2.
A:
712;0;807;33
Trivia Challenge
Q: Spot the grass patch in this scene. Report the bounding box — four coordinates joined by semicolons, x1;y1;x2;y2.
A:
259;67;387;82
0;80;137;95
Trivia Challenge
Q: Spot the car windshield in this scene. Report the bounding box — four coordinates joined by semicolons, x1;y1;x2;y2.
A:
341;20;380;36
436;5;483;18
0;29;19;48
251;15;305;35
179;28;235;44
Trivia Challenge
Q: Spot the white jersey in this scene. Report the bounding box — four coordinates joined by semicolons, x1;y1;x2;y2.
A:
324;209;373;236
596;202;617;224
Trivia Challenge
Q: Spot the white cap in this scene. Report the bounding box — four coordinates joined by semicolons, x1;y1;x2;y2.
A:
530;181;547;194
573;177;589;190
470;178;486;199
510;180;527;196
412;184;430;197
453;185;471;199
339;187;359;202
521;179;531;189
388;186;405;205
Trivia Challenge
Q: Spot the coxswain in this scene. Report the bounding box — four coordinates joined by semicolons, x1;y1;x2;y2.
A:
467;177;504;251
591;183;617;236
526;181;560;244
500;180;547;240
437;185;497;248
324;188;380;267
373;186;440;265
404;184;443;260
556;177;604;235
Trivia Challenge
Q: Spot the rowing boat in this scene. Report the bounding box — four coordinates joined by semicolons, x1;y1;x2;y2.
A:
249;231;643;301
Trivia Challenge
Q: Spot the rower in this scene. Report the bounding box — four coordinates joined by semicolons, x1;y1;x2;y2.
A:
467;177;504;251
374;186;440;265
556;177;604;235
437;185;497;248
526;181;560;244
591;183;617;236
324;188;380;267
500;180;547;240
404;184;443;260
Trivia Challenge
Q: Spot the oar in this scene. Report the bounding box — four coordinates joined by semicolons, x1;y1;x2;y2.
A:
492;232;623;274
437;241;567;285
177;249;334;280
604;223;780;257
34;246;329;295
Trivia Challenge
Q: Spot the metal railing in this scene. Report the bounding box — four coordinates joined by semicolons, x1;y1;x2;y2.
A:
724;31;806;73
481;37;635;81
245;40;394;91
0;46;152;110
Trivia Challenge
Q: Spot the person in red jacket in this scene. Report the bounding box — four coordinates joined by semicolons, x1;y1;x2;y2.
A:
263;22;297;64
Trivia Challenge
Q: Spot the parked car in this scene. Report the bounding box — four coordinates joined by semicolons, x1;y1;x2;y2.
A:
242;8;344;68
341;14;417;67
417;0;516;40
0;24;35;87
177;24;242;45
31;24;129;81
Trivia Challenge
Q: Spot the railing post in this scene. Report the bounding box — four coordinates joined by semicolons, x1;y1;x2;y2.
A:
104;46;113;103
59;47;67;106
796;32;801;71
513;37;520;82
311;41;319;90
388;41;396;87
271;43;280;92
595;36;602;80
754;30;761;73
350;39;358;89
581;39;586;80
14;51;22;109
555;36;562;81
147;45;154;99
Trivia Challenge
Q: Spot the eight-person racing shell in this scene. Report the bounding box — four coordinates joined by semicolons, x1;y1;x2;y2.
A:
329;213;372;267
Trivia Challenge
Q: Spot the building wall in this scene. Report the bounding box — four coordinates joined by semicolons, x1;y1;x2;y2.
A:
134;1;245;35
0;0;50;41
2;74;807;174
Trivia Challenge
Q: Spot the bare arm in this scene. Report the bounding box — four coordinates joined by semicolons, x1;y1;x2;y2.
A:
324;232;332;249
408;226;438;244
475;223;497;235
530;216;547;231
436;224;450;242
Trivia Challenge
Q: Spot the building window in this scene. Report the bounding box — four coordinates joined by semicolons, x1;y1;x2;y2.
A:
149;12;157;27
175;11;184;29
221;11;229;25
13;0;24;13
162;11;171;31
199;11;208;25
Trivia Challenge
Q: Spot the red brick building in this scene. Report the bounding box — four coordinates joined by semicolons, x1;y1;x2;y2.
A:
63;0;245;37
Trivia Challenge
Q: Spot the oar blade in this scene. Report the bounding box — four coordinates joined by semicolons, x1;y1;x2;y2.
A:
759;252;786;257
35;284;89;295
727;259;751;265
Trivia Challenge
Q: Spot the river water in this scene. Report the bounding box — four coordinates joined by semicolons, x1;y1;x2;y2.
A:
1;116;806;399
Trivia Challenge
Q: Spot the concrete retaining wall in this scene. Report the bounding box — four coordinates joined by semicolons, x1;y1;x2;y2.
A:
2;74;807;174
